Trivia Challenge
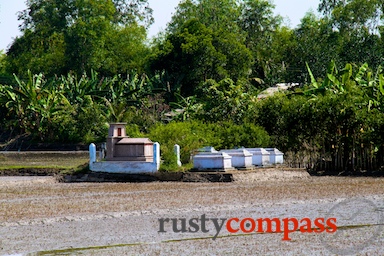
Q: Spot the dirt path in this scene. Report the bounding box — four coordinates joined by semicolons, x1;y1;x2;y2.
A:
1;174;383;255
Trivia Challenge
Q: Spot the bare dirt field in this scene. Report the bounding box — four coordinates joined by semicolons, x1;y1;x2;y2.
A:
1;170;384;255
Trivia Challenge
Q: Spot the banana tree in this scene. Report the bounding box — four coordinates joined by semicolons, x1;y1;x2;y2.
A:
2;71;72;140
306;62;384;107
305;60;352;95
354;63;384;110
103;72;153;122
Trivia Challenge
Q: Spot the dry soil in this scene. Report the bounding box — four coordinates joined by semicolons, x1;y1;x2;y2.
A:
1;171;383;255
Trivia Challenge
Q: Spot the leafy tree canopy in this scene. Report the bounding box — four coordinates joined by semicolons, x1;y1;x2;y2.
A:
150;18;253;96
168;0;241;34
318;0;384;33
6;0;153;76
19;0;153;31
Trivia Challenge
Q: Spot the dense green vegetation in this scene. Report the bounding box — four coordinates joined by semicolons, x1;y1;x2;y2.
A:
1;0;384;173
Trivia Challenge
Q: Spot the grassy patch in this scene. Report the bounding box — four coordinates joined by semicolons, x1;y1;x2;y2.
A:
0;152;89;176
159;162;193;172
59;163;90;175
0;165;73;170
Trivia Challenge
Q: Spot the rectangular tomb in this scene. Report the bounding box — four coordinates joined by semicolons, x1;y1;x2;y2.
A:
246;148;270;166
264;148;284;165
193;147;233;171
106;123;154;162
220;149;253;169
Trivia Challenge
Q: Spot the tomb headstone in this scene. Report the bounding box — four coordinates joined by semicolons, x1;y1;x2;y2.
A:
174;144;182;167
89;143;97;164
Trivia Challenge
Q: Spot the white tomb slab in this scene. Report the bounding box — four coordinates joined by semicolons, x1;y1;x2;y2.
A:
264;148;284;165
246;148;270;166
220;149;253;169
193;147;233;171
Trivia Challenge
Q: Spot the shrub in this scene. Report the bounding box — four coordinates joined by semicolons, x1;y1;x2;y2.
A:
147;120;270;166
210;121;270;149
148;120;217;164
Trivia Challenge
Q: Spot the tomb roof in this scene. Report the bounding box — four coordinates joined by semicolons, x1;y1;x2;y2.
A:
116;138;153;144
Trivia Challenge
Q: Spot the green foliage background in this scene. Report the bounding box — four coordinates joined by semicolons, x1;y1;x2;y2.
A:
1;0;384;172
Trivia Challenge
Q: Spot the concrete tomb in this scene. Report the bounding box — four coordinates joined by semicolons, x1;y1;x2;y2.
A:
193;147;233;171
106;123;153;162
89;123;160;173
220;149;253;169
246;148;270;166
264;148;284;165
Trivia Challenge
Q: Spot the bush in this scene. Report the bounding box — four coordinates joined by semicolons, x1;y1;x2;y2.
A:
148;121;217;164
147;120;270;166
197;78;258;123
210;121;270;149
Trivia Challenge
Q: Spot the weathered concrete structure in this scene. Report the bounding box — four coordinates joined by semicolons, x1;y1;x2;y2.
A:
106;123;153;162
89;142;160;173
220;149;253;169
192;146;284;171
89;123;160;173
265;148;284;164
246;148;270;166
193;147;233;171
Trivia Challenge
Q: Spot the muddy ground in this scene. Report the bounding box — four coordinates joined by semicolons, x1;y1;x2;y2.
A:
1;171;384;255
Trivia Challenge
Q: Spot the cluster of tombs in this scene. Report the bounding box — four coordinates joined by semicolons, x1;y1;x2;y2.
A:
193;146;283;171
89;123;283;174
